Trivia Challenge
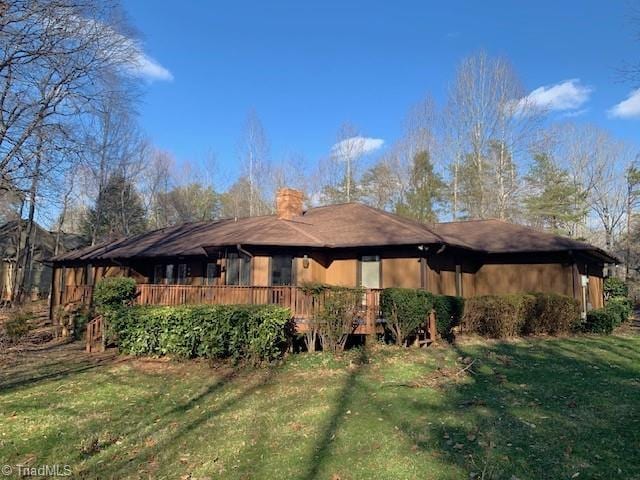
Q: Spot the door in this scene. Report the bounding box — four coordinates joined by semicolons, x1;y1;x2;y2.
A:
360;255;381;289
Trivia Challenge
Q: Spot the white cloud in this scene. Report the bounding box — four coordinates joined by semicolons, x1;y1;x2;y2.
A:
518;79;592;113
331;136;384;159
57;13;173;82
608;88;640;119
128;49;173;82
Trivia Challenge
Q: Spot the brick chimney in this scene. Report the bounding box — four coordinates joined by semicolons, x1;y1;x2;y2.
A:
276;188;304;220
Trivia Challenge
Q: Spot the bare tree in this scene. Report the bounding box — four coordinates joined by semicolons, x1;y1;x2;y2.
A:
444;51;544;219
1;0;148;302
0;0;139;193
78;88;146;244
332;123;363;202
238;109;271;216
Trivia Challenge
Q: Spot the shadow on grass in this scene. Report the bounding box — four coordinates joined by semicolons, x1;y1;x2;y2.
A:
367;336;640;479
0;343;119;392
84;362;280;478
301;348;368;480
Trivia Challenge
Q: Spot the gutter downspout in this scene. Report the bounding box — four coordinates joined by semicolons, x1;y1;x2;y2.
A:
236;244;253;258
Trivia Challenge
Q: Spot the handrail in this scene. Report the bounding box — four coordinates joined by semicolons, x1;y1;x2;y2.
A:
68;284;384;336
85;315;104;353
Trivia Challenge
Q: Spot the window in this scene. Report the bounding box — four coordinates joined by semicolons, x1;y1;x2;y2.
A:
455;265;462;296
206;263;218;285
153;265;164;284
177;264;188;284
226;252;250;285
166;264;175;285
85;263;93;285
271;255;294;286
360;255;381;289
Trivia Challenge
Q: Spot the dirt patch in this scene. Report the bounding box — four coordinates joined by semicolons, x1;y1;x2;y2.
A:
382;357;477;390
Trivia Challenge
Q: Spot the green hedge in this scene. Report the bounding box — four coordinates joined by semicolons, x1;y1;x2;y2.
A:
582;296;632;334
583;309;617;334
462;293;580;338
433;295;465;339
380;288;464;344
604;277;628;298
110;304;293;363
93;277;137;314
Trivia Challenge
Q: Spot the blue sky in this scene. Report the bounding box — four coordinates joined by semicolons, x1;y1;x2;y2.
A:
124;0;639;181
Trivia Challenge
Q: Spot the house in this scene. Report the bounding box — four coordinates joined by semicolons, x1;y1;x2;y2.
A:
50;188;615;327
0;220;86;302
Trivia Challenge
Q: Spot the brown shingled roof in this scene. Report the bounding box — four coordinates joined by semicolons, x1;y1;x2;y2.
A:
51;205;616;264
433;219;617;263
51;203;452;262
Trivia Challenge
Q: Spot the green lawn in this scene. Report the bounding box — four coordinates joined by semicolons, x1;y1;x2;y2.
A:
1;334;639;480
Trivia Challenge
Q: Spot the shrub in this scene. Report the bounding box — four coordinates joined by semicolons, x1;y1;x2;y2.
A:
606;296;632;324
581;295;632;335
433;295;465;339
4;310;33;340
111;304;292;363
380;289;464;344
524;293;581;335
93;277;137;314
463;294;534;338
380;288;433;345
583;308;617;334
73;311;90;340
316;287;363;352
463;293;580;338
604;277;628;299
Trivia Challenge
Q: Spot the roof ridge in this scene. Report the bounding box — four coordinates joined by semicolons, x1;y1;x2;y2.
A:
279;219;325;245
351;203;448;242
436;218;504;225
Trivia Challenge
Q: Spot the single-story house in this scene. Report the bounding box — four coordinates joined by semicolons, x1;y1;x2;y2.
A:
50;188;615;327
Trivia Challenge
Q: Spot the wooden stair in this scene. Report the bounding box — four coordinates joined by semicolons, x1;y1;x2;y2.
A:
85;315;105;353
415;310;438;347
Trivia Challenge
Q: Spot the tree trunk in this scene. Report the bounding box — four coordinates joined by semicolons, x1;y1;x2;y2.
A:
9;199;25;303
15;147;42;304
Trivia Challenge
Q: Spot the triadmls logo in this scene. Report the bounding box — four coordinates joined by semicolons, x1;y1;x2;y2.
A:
6;464;72;477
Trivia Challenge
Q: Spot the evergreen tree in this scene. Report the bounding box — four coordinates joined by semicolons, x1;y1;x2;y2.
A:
457;151;491;219
220;176;270;218
523;154;586;234
395;151;446;223
83;172;147;242
360;161;396;210
159;183;221;224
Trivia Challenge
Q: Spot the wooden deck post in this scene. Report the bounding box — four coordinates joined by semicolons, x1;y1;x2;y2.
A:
428;309;437;343
365;289;376;342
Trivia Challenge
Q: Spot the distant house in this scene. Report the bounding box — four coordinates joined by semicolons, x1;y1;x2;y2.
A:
0;220;86;302
50;188;615;327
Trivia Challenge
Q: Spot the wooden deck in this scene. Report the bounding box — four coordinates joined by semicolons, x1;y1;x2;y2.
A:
64;284;383;335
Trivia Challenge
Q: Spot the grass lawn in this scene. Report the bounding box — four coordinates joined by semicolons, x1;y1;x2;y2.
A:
1;334;639;480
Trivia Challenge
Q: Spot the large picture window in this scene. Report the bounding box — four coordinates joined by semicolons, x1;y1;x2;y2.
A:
271;255;294;286
226;252;251;285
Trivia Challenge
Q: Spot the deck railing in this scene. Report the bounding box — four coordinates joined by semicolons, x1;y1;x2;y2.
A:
135;284;382;328
85;315;105;353
76;285;448;353
65;284;383;335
